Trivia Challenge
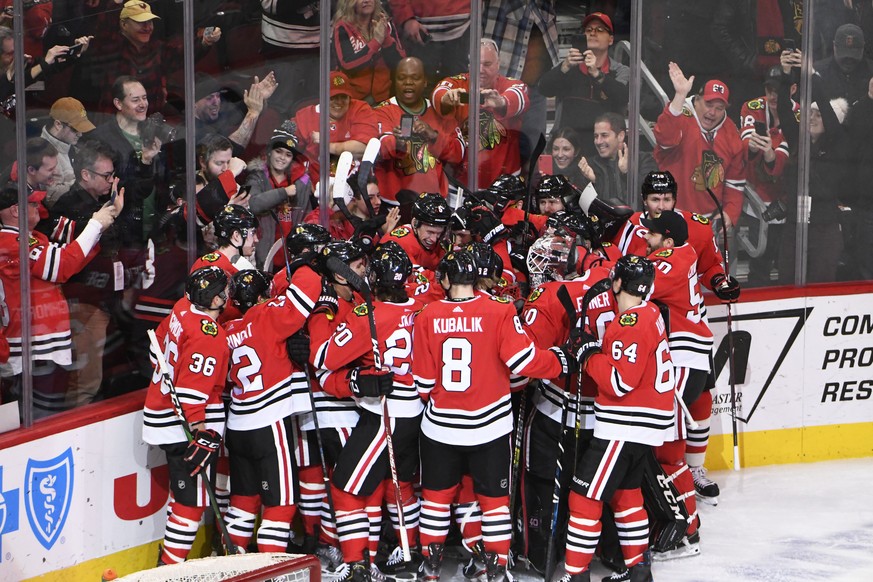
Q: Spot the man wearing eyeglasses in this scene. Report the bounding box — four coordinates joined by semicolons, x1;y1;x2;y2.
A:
538;12;630;158
42;139;131;409
41;97;97;208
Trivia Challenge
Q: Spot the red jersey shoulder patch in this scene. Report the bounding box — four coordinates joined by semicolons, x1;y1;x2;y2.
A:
655;249;673;258
390;227;410;237
746;98;765;110
201;319;219;337
353;304;369;316
202;252;221;262
619;313;638;327
490;295;511;304
691;213;710;225
681;106;693;117
527;287;544;302
28;236;38;247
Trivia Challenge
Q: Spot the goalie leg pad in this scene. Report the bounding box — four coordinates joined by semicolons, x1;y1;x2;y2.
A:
641;447;689;553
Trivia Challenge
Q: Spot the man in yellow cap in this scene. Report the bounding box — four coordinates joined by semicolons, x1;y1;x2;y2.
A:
42;97;96;207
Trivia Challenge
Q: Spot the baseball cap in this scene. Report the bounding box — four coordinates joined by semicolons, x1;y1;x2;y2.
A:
835;24;864;61
120;1;161;22
0;183;46;211
763;66;783;89
582;12;614;34
49;97;95;133
330;71;354;98
640;211;688;246
702;79;730;104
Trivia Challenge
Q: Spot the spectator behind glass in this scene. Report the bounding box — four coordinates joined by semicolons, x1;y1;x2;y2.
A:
24;138;59;195
653;63;746;233
432;39;530;189
813;24;873;105
775;48;851;284
70;0;220;116
0;180;122;418
537;12;629;158
42;98;97;208
578;112;657;207
546;127;586;189
333;0;406;105
246;123;313;269
90;76;164;246
739;66;795;287
845;78;873;281
389;0;472;85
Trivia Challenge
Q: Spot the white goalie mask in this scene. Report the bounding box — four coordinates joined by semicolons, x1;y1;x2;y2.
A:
526;233;577;288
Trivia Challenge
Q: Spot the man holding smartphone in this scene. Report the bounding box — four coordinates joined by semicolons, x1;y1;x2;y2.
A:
538;12;629;158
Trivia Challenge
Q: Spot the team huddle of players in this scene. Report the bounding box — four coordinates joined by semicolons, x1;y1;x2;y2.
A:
142;170;741;582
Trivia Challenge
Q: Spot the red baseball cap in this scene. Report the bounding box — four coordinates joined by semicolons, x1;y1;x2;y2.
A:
702;79;730;104
582;12;614;34
330;71;355;98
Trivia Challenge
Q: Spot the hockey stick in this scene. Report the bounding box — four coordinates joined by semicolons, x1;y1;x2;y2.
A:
272;211;339;537
521;134;547;239
325;256;413;563
507;370;528;560
704;187;741;471
146;329;239;555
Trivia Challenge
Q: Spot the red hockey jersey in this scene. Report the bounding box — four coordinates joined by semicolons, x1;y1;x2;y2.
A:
653;99;746;224
373;98;465;200
647;244;714;371
381;224;445;270
315;298;424;418
412;294;562;445
142;300;229;445
432;73;529;187
739;96;793;204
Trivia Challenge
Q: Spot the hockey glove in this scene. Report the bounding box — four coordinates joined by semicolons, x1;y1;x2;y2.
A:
549;346;579;377
183;428;221;477
572;331;601;370
286;330;311;368
348;366;395;397
312;277;339;318
711;273;741;303
469;205;506;243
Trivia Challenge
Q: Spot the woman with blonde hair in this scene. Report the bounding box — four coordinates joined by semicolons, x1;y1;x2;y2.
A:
333;0;405;104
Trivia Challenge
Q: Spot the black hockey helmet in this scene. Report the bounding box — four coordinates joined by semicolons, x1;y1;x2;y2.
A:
285;223;331;256
641;171;677;199
487;174;526;212
465;241;504;280
212;204;258;242
412;192;451;226
611;255;655;297
186;266;230;310
536;174;573;203
450;205;470;232
369;242;413;289
230;269;273;312
435;250;478;286
545;210;596;242
318;240;368;284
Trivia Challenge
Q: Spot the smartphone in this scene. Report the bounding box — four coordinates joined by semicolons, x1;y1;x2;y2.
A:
67;43;84;58
399;114;414;138
754;121;768;136
479;93;487;105
537;154;553;175
783;38;796;52
458;91;470;104
204;26;216;37
572;34;588;53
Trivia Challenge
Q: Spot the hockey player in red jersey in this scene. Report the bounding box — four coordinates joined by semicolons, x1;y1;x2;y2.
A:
271;223;331;295
653;63;746;228
563;255;674;582
641;211;713;560
432;40;529;188
223;268;316;554
412;250;574;581
143;266;232;565
314;244;424;581
381;192;450;270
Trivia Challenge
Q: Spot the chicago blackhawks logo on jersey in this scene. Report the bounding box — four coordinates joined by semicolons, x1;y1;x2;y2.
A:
746;98;765;110
681;105;694;117
396;139;437;175
527;287;544;302
691;213;710;225
655;249;674;258
490;295;511;303
353;304;369;317
202;253;221;262
691;150;725;191
619;313;638;327
478;112;506;151
390;227;410;237
201;320;218;337
28;236;38;246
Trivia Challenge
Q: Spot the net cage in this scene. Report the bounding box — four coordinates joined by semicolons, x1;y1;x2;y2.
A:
112;552;321;582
